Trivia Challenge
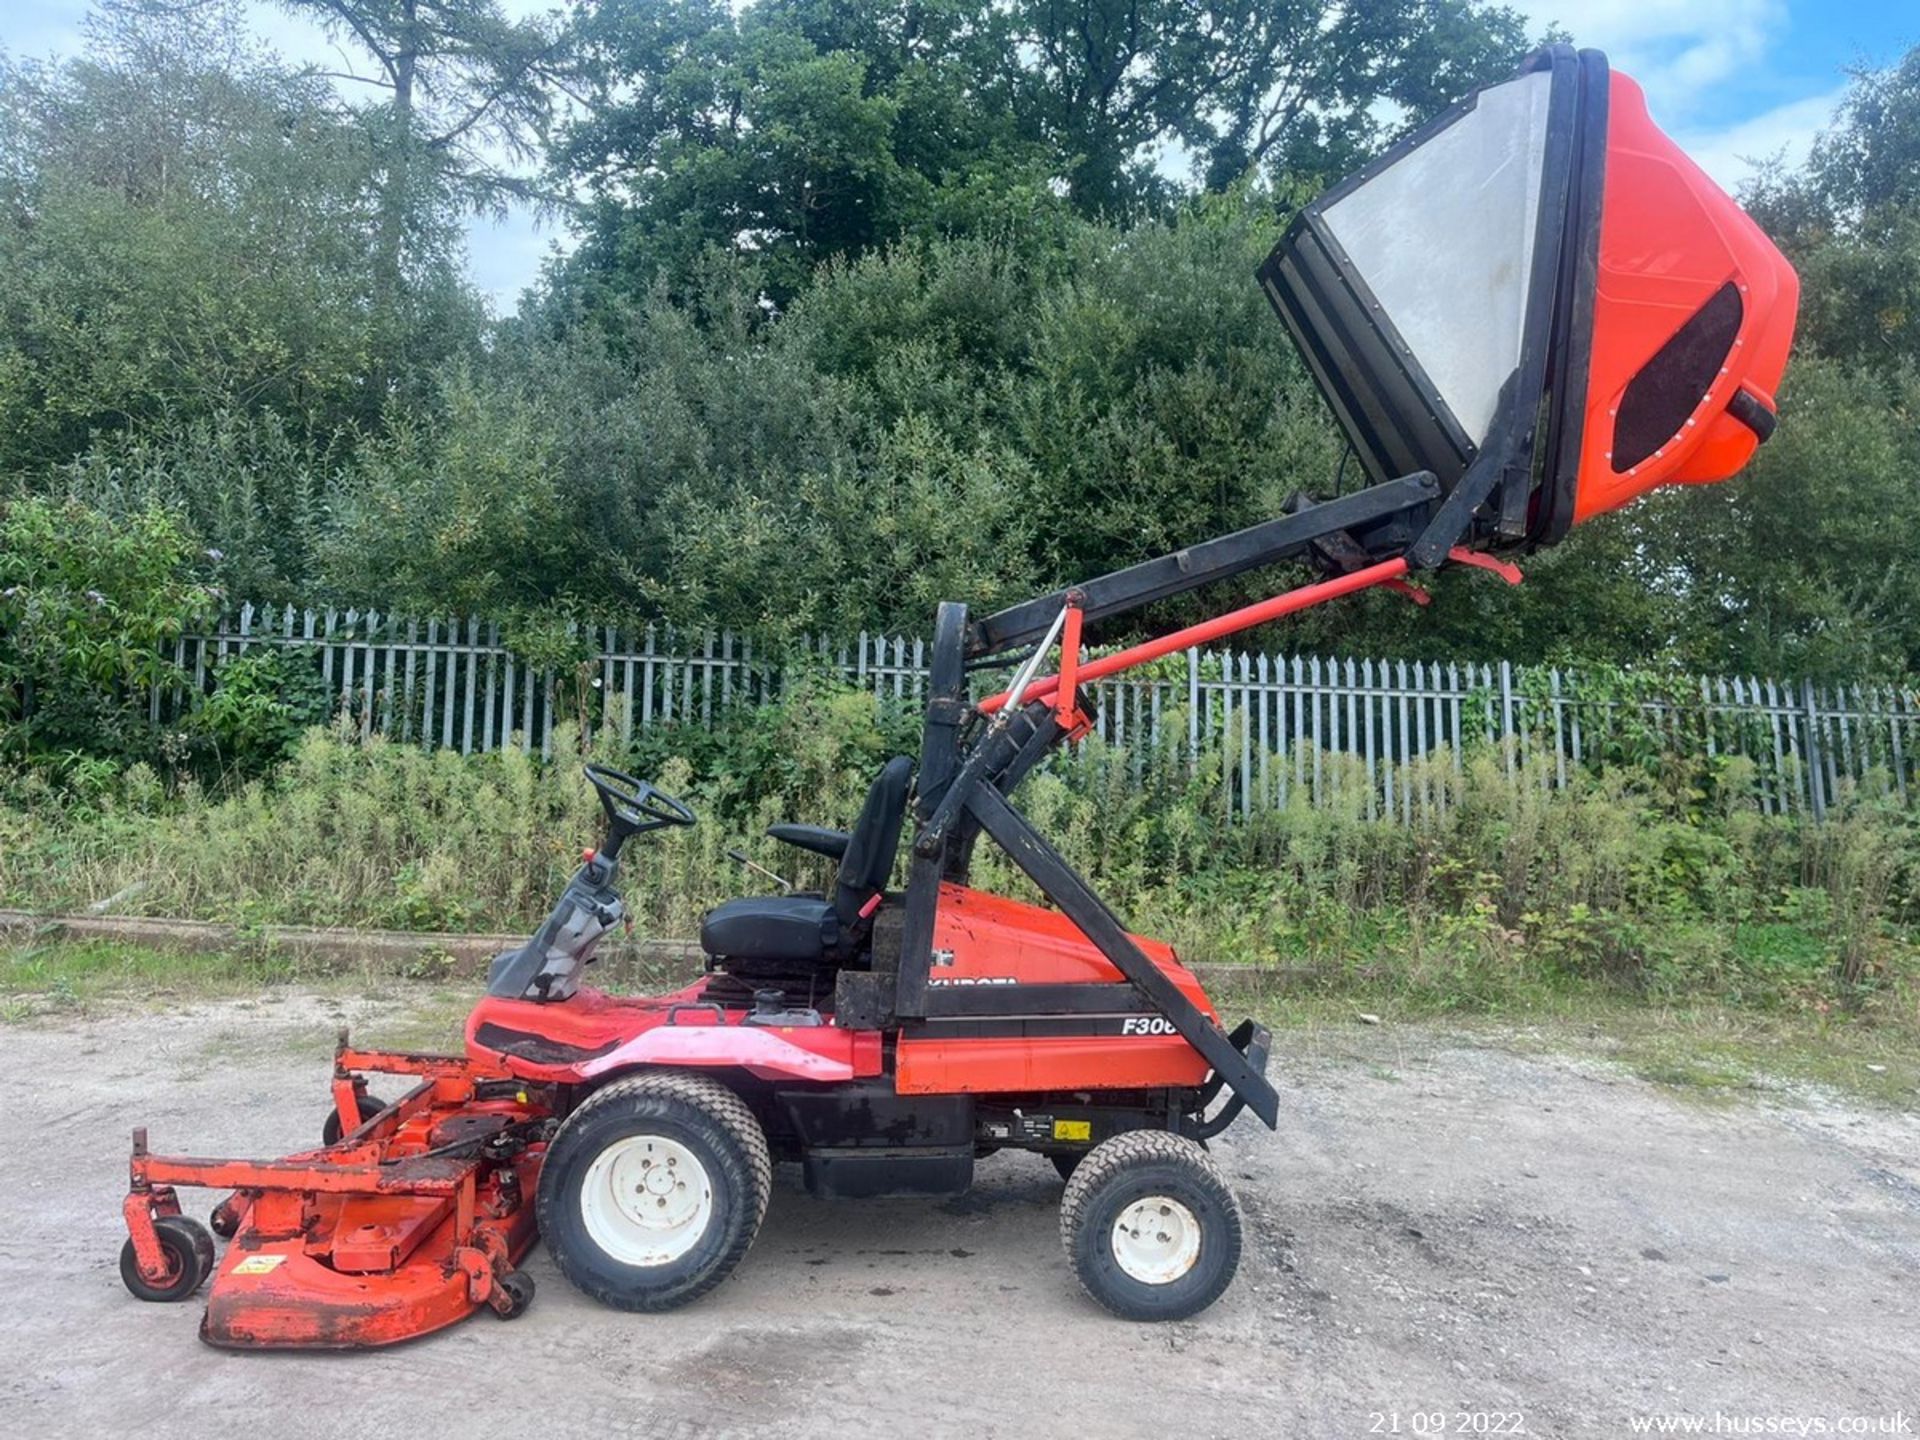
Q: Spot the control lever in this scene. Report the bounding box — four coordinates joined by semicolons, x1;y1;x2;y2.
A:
726;848;793;893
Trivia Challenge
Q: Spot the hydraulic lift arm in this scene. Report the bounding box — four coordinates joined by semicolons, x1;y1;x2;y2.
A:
893;37;1797;1134
965;471;1441;659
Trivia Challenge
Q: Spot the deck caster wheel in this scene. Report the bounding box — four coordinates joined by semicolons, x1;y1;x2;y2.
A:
183;1213;217;1277
493;1269;536;1320
322;1094;392;1146
120;1215;215;1303
537;1071;772;1313
208;1197;243;1239
1058;1131;1242;1322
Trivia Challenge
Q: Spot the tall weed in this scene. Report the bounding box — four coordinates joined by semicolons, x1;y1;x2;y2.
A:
3;680;1915;1021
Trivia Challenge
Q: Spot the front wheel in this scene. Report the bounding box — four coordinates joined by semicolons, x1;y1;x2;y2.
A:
536;1071;771;1313
492;1268;536;1320
1059;1131;1243;1321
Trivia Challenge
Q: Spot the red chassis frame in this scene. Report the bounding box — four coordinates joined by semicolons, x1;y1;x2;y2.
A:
977;546;1519;719
122;1038;548;1348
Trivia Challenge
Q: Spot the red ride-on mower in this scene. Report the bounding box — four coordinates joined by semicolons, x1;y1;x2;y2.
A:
117;43;1798;1346
472;759;1276;1323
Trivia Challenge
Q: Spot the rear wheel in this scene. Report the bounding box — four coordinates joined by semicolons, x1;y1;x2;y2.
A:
1059;1131;1242;1322
536;1071;771;1312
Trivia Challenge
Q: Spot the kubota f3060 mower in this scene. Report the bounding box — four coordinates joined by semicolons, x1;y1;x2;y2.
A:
118;45;1797;1345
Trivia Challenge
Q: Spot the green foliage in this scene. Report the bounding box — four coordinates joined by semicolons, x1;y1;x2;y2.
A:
443;196;1347;636
3;680;1916;1027
554;0;1531;297
190;647;335;777
668;660;915;810
560;0;1048;303
0;497;215;761
0;491;323;779
1663;357;1920;677
0;10;469;469
1745;48;1920;372
16;1;1920;695
46;409;339;605
7;4;1920;831
320;371;578;615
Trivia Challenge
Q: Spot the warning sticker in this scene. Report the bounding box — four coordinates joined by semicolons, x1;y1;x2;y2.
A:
231;1255;286;1276
1052;1119;1092;1141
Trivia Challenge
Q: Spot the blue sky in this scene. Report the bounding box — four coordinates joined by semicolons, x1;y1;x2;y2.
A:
1515;0;1916;181
4;0;1916;313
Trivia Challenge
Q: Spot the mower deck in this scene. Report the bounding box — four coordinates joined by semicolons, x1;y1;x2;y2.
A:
121;1041;548;1349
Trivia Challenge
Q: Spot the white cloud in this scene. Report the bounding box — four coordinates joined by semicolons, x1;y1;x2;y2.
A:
1510;0;1790;121
1671;86;1847;192
1511;1;1848;197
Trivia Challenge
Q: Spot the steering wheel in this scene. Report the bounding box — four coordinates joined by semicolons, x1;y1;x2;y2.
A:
583;764;697;836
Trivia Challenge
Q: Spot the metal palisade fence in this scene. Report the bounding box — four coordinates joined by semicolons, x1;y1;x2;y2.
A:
156;602;1920;823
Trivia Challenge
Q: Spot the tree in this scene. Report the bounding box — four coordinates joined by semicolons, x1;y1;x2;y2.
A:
0;3;463;471
555;0;1059;302
260;0;569;390
1659;356;1920;678
550;0;1535;299
1003;0;1531;210
0;496;217;762
318;369;581;615
1745;49;1920;371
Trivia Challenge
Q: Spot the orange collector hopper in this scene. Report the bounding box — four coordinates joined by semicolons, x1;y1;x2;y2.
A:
1258;45;1798;560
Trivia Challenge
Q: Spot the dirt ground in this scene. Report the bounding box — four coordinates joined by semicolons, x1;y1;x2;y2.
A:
0;991;1914;1440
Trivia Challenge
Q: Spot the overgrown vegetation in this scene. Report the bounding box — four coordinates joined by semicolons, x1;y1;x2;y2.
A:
3;672;1916;1035
0;498;216;766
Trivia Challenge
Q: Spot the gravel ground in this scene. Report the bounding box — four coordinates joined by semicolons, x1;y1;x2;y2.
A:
0;990;1914;1440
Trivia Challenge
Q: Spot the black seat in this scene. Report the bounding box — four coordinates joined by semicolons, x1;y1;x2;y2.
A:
698;894;839;964
700;755;914;970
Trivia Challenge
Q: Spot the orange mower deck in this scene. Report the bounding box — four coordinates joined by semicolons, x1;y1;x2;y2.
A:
120;1040;550;1349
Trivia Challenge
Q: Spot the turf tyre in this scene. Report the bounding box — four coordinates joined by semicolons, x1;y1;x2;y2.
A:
1058;1130;1242;1321
536;1070;771;1312
119;1215;215;1303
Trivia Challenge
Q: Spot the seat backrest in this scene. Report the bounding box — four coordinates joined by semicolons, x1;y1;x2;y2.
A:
832;755;914;924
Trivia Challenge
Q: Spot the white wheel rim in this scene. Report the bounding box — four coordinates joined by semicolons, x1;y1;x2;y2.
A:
1111;1196;1202;1285
580;1135;714;1267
